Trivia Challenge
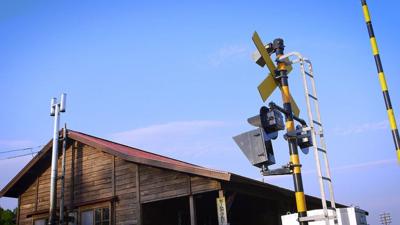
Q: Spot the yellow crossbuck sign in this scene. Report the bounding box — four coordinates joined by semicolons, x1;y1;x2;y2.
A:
252;31;300;117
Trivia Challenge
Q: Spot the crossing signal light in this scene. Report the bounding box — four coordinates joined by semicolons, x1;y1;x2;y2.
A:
296;125;312;149
247;106;285;136
260;106;285;133
283;125;313;155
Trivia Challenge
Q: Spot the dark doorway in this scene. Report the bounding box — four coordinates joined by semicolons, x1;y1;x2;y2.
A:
142;192;220;225
228;193;281;225
142;196;190;225
194;192;218;225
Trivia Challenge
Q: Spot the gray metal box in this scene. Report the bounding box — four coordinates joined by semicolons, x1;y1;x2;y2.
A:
233;128;275;168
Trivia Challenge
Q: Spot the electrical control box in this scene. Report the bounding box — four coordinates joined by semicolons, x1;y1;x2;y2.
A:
233;128;276;168
281;207;368;225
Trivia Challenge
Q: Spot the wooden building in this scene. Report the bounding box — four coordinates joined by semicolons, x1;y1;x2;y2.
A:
1;130;343;225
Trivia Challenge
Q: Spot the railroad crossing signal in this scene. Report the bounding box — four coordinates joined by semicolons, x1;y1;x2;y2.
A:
251;32;309;225
235;32;339;225
252;31;300;117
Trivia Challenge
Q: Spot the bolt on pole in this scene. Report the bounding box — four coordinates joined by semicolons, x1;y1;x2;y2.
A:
274;38;308;225
361;0;400;163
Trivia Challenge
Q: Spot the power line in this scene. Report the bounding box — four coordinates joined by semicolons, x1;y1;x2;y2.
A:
0;151;40;161
0;145;43;154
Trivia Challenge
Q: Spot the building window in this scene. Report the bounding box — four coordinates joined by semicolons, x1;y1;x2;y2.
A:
81;207;110;225
33;218;48;225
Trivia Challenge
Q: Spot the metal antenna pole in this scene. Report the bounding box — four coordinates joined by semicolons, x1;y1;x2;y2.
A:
49;93;67;225
361;0;400;163
59;124;68;225
49;101;60;225
274;39;308;225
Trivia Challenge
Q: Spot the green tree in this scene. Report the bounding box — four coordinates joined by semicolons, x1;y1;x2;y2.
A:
0;206;16;225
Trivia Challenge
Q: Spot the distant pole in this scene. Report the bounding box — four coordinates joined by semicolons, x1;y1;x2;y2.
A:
361;0;400;163
379;212;392;225
49;94;67;225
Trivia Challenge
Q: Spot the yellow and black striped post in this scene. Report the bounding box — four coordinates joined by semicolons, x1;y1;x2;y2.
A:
361;0;400;163
273;38;308;224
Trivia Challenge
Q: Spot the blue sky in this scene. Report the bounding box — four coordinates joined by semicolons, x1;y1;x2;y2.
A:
0;0;399;224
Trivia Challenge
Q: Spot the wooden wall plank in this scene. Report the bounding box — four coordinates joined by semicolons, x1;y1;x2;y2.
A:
139;165;190;203
73;145;113;204
136;164;142;225
190;176;221;194
114;158;137;225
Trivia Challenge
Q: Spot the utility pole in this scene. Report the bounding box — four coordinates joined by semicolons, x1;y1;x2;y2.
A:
361;0;400;163
49;93;66;225
379;212;392;225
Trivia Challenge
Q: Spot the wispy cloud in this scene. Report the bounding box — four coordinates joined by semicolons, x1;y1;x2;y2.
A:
209;45;248;67
111;120;225;143
109;120;231;160
333;120;389;136
332;158;396;172
303;158;396;175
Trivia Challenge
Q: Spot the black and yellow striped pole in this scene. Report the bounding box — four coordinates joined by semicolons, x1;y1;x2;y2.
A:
273;38;308;224
361;0;400;163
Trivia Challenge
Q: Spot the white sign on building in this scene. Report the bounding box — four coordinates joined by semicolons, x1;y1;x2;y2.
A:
216;196;228;225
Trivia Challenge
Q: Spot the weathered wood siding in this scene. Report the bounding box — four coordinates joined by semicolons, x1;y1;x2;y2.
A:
114;157;137;225
140;166;189;203
73;144;113;204
139;165;220;203
19;179;37;225
17;141;221;225
190;176;220;194
18;143;114;224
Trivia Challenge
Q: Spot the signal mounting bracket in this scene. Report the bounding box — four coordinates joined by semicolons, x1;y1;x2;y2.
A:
261;163;292;176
